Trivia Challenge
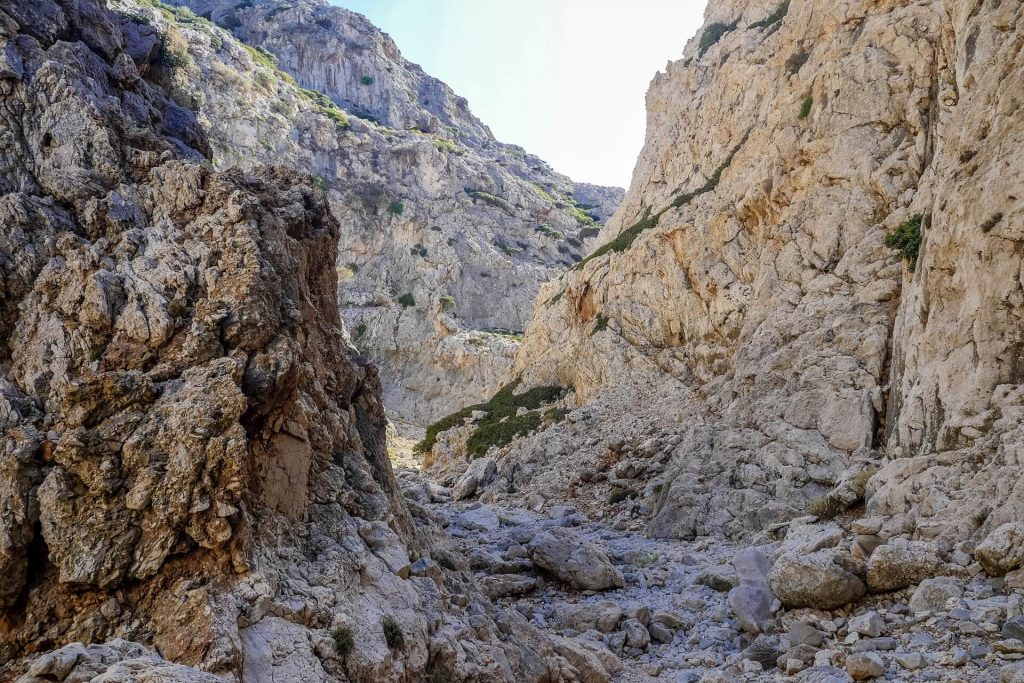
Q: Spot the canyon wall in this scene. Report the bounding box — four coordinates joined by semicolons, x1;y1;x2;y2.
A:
433;0;1024;546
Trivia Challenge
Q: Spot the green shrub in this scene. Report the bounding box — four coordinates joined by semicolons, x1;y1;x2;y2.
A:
313;175;327;192
749;1;789;29
568;205;596;226
884;214;923;272
414;380;565;455
440;295;455;311
388;200;405;215
382;617;404;649
353;322;367;339
241;43;278;69
432;138;459;154
155;37;191;70
321;105;349;129
468;190;515;215
798;96;813;119
361;74;375;85
698;20;739;57
397;292;415;308
536;224;563;239
495;240;521;257
575;209;662;270
531;183;555;202
591;313;610;335
333;626;355;656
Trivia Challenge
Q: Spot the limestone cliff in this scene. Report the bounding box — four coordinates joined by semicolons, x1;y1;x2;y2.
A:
0;1;609;680
429;0;1024;547
147;0;623;428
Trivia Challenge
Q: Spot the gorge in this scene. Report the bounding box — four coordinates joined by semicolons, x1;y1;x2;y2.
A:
1;0;1023;682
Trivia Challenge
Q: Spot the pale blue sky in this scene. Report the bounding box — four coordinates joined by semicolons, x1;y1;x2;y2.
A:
331;1;707;189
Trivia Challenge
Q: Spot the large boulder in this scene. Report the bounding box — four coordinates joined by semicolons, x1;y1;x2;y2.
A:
866;540;953;592
529;529;624;590
976;523;1024;576
767;549;866;609
452;458;497;501
554;601;623;633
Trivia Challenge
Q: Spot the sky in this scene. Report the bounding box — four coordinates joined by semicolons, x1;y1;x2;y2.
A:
330;0;707;189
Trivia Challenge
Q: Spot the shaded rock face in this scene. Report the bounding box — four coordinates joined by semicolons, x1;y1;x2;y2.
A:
154;0;622;427
0;2;589;680
436;0;1024;544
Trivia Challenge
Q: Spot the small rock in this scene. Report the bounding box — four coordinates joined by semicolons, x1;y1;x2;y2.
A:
622;618;650;649
789;621;823;648
457;506;500;533
909;576;963;614
696;564;738;592
851;518;883;535
846;652;885;679
848;611;886;638
648;621;674;644
895;652;926;670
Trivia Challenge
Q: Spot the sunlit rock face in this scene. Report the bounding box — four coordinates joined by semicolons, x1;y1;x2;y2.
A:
0;1;608;680
158;0;623;428
433;0;1024;544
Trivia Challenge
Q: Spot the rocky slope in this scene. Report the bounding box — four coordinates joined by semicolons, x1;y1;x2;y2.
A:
0;1;617;680
143;0;623;428
426;0;1024;550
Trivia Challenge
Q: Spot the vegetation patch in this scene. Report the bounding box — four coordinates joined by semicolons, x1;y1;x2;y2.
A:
382;617;405;649
468;190;515;215
495;240;521;257
440;295;455;311
432;138;460;154
749;1;790;30
798;95;813;119
574;208;663;270
698;20;739;57
885;214;923;272
531;182;555;202
414;380;566;456
591;313;610;335
360;74;375;85
575;135;746;270
333;626;355;656
388;200;405;215
536;224;563;239
353;322;367;338
410;243;427;257
397;292;415;308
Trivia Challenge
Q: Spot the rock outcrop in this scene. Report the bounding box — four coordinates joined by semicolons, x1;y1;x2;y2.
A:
426;0;1024;551
0;1;608;680
148;0;623;427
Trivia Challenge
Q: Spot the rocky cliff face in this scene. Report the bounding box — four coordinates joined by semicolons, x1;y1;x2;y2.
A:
428;0;1024;548
139;0;623;428
0;1;612;680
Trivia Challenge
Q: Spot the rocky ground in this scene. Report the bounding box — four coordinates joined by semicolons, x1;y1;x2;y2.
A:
398;465;1024;682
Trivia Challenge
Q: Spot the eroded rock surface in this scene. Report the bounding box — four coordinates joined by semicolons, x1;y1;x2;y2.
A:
0;2;605;680
149;0;623;427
